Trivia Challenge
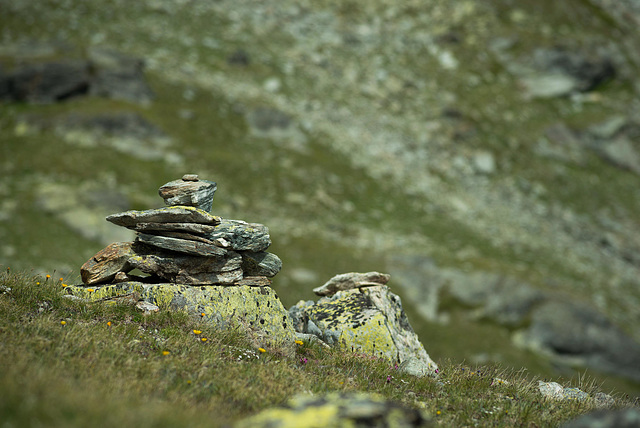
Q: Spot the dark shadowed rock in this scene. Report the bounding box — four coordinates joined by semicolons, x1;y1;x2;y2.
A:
241;251;282;277
562;407;640;428
9;60;90;103
88;47;154;104
128;246;242;284
207;219;271;252
515;301;640;381
81;241;134;285
158;174;217;212
136;233;227;257
532;47;615;92
107;206;221;228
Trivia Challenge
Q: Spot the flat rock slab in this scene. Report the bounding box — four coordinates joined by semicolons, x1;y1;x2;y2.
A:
64;282;297;351
106;206;221;228
133;222;218;234
236;276;272;286
241;251;282;277
137;233;227;257
207;219;271;251
313;271;390;296
158;175;217;212
128;249;243;285
295;285;438;377
81;241;134;285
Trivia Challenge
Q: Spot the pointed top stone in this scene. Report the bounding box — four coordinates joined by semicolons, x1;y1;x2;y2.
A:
159;175;217;212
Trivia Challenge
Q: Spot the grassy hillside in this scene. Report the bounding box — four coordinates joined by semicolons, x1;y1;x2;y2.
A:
1;269;636;427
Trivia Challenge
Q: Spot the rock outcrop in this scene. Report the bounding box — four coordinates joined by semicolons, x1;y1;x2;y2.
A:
69;175;291;349
234;392;432;428
290;272;438;377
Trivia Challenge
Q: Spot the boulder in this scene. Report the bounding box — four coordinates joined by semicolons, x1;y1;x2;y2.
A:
80;241;134;285
241;251;282;277
514;301;640;381
313;271;390;296
106;206;221;228
158;174;217;212
234;392;431;428
291;283;438;377
65;282;297;351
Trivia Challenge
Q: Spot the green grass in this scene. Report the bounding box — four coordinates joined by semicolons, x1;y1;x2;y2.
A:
1;269;636;427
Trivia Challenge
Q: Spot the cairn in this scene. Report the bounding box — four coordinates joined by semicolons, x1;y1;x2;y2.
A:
80;174;282;287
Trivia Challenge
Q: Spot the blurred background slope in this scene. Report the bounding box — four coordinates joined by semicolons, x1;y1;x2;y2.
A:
1;0;639;396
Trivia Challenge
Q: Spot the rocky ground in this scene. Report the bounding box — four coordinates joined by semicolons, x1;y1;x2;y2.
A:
1;0;639;395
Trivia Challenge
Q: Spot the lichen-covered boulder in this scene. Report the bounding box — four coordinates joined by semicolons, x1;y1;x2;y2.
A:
234;392;432;428
290;285;438;377
65;282;296;351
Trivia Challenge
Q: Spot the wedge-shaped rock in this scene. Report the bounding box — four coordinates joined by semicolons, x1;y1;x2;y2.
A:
128;248;242;285
64;282;297;352
133;222;218;234
137;233;226;256
241;251;282;277
313;271;390;296
208;219;271;251
292;285;438;377
106;206;220;228
158;175;217;212
81;242;134;285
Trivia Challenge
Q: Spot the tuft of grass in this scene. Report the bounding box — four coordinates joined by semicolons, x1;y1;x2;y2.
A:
1;269;637;427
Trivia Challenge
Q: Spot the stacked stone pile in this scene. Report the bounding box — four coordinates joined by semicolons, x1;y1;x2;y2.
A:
80;174;282;287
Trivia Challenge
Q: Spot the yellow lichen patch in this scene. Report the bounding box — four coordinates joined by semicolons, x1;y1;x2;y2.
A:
235;403;340;428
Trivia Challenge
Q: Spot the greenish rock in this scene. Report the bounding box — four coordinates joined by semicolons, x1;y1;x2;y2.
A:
295;285;438;377
65;282;296;351
234;392;432;428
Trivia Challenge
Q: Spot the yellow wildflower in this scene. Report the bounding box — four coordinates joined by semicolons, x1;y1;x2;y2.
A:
193;330;202;335
46;275;51;279
436;411;441;416
87;288;94;292
201;337;208;342
60;321;66;326
107;321;112;327
59;278;63;282
62;284;68;288
36;282;40;285
162;351;170;356
295;340;304;346
258;348;266;353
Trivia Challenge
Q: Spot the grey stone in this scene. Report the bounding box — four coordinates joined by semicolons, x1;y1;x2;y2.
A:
107;206;221;228
313;271;391;296
207;219;271;252
80;241;134;285
241;251;282;277
158;176;217;212
136;233;227;257
235;276;272;286
127;247;242;284
562;408;640;428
